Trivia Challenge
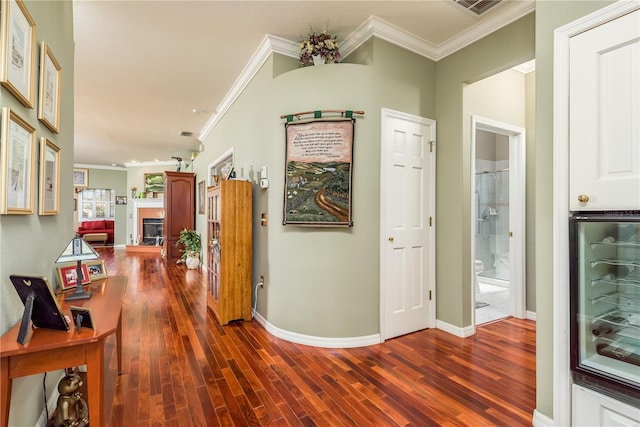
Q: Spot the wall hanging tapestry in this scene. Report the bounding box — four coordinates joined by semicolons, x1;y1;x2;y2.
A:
283;118;355;227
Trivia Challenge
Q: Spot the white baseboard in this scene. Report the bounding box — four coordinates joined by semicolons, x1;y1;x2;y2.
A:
435;319;476;337
532;408;553;426
526;310;536;321
251;310;381;348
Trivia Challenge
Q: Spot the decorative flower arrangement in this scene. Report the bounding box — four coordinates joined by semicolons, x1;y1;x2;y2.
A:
299;30;341;66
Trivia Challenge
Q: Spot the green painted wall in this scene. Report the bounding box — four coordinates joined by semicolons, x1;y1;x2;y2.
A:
434;14;535;328
0;1;75;425
193;39;435;338
533;0;615;418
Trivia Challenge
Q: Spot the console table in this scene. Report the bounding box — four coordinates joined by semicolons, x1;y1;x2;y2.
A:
0;275;127;427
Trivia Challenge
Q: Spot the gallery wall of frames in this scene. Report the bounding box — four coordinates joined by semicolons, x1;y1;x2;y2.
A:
1;0;63;216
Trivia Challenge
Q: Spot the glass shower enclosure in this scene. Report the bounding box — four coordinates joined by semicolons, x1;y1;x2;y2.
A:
474;162;510;285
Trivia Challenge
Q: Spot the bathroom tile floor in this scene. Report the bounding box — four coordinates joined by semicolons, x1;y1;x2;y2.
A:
476;282;510;325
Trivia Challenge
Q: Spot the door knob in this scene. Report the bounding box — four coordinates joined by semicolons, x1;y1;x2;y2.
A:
577;194;589;203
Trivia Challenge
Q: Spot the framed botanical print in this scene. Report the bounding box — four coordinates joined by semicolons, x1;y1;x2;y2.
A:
39;137;61;215
0;107;36;214
0;0;37;108
38;41;62;133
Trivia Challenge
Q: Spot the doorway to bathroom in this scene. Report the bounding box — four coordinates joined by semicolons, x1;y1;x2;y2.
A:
472;116;526;325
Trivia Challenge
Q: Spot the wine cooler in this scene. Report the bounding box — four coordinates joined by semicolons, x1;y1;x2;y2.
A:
570;212;640;407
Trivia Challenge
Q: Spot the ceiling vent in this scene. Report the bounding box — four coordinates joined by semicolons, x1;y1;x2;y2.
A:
453;0;502;16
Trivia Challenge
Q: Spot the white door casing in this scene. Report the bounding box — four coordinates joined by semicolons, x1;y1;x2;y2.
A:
380;108;436;341
471;115;526;327
569;9;640;211
554;3;640;426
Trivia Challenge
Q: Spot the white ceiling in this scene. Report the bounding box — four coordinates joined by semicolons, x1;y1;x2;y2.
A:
72;0;534;168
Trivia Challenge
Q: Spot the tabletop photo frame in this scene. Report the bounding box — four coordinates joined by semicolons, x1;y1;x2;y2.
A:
85;259;108;281
69;306;95;333
56;263;91;291
0;107;36;215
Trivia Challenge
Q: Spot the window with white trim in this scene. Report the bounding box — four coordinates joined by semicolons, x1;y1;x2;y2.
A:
77;188;115;221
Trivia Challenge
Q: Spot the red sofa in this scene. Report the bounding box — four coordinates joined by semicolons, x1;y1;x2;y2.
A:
77;219;115;245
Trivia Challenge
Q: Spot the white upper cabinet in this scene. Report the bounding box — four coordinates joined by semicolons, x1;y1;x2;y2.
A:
569;10;640;211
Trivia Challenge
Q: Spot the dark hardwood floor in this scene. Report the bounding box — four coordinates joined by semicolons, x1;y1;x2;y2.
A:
97;248;536;426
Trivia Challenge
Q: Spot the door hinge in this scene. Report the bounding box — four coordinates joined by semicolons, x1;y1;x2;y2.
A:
429;217;433;226
429;290;432;300
429;140;435;153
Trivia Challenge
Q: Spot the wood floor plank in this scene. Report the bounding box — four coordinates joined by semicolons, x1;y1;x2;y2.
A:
96;248;535;426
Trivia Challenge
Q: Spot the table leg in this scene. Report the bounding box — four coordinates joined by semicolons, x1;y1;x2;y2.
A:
0;358;10;427
86;342;104;427
116;311;123;373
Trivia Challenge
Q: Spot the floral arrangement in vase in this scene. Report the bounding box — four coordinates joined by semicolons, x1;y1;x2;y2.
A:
299;30;341;66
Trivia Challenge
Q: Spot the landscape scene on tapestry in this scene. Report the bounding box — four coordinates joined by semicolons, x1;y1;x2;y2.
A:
284;120;354;226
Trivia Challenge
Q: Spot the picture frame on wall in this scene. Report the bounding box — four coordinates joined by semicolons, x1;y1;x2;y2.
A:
38;42;62;133
38;137;61;215
0;107;36;215
73;168;88;188
144;173;164;193
198;180;205;214
115;195;127;205
0;0;37;108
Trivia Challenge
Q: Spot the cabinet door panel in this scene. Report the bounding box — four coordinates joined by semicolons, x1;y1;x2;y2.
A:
569;10;640;210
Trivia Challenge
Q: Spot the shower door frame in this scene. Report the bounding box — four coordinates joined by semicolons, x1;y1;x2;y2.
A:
471;115;526;324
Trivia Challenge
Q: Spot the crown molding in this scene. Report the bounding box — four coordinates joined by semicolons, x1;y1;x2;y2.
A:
341;15;440;60
74;163;127;170
436;1;535;59
199;35;298;140
121;160;175;168
199;4;536;140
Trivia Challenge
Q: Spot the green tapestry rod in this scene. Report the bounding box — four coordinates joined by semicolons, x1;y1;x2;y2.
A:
280;109;365;122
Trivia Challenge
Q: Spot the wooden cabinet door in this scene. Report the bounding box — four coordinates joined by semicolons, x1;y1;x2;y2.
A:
163;171;195;262
569;10;640;210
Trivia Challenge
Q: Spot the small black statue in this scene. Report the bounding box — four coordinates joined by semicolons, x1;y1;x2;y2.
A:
53;374;89;427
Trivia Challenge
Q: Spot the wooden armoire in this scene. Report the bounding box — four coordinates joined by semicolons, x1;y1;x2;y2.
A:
163;171;195;263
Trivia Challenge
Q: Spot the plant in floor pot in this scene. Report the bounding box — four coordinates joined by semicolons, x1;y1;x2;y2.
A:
176;228;201;269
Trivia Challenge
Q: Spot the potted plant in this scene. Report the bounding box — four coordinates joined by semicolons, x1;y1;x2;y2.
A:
176;228;201;269
299;30;341;66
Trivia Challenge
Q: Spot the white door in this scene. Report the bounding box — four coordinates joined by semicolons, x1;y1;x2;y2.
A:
569;9;640;211
380;108;436;341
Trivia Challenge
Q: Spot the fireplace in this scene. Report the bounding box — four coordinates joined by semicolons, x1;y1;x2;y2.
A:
129;199;164;250
142;218;163;246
